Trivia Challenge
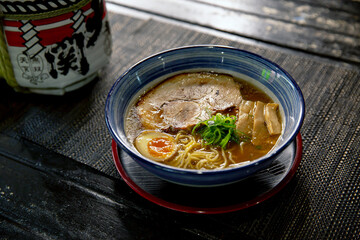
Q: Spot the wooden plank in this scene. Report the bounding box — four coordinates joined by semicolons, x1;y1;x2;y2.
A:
195;0;360;37
0;135;168;238
108;0;360;64
200;0;360;15
293;0;360;14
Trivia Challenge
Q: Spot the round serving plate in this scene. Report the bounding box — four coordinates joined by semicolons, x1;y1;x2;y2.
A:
112;134;302;214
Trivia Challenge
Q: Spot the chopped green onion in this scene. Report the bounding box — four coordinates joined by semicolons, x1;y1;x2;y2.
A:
192;113;250;149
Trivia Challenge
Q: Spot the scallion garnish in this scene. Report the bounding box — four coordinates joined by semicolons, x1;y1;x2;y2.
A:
192;113;249;149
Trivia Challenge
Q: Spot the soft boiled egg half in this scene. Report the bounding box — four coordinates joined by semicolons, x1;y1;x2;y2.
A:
134;131;178;162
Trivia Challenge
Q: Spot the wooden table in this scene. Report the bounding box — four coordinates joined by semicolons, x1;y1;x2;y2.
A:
1;1;359;239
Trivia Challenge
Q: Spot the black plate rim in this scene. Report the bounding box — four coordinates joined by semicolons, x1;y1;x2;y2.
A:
112;133;302;214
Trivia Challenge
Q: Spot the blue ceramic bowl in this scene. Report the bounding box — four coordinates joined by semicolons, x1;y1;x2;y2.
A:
105;45;305;187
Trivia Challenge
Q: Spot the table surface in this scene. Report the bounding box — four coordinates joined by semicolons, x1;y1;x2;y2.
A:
1;0;360;239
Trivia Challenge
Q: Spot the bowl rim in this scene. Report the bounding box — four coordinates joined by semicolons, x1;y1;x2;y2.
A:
105;44;305;176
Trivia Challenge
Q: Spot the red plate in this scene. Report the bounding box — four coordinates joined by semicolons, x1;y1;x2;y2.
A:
112;134;302;214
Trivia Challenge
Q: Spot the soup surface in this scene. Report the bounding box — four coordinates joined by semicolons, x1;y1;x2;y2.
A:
125;72;282;170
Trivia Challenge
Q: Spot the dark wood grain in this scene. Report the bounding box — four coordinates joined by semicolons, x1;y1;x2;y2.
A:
109;0;360;64
196;0;360;37
293;0;360;14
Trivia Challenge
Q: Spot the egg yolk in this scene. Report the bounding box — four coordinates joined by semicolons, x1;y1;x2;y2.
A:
148;137;174;158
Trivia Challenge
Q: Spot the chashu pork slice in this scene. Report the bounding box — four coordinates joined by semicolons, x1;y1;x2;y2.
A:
236;100;254;136
137;72;242;130
265;103;282;135
251;101;282;145
161;100;208;130
252;101;270;146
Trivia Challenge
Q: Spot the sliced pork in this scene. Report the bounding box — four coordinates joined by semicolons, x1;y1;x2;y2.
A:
265;103;281;135
137;72;242;130
236;100;254;135
161;100;205;129
237;101;281;146
252;101;270;146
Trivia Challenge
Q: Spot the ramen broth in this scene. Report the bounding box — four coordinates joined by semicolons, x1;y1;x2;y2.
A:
125;72;282;169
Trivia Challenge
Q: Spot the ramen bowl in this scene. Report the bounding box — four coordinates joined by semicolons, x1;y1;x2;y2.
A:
105;45;304;187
